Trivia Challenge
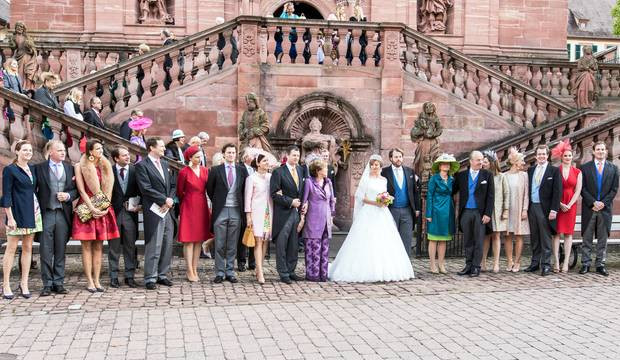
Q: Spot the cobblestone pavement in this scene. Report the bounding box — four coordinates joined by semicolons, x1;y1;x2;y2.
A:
1;254;619;359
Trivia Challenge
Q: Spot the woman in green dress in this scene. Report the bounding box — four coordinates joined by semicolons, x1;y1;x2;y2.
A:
426;154;459;274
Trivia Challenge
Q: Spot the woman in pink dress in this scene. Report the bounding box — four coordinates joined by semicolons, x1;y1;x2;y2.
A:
552;140;582;273
176;146;211;282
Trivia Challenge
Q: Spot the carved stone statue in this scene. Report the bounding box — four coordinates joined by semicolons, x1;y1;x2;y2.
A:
411;102;443;182
418;0;454;34
7;21;37;90
239;93;272;155
301;117;339;167
138;0;174;24
335;3;348;21
353;0;366;21
573;45;599;109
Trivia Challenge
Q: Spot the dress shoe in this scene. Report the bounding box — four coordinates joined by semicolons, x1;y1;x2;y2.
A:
18;285;31;299
52;285;68;294
96;287;105;293
145;282;157;290
289;274;303;281
523;265;540;273
579;265;590;274
86;287;97;293
238;264;247;272
156;278;173;287
469;267;480;277
596;266;609;277
280;277;292;285
225;276;238;283
541;267;551;276
457;265;472;276
213;276;224;284
125;278;138;288
110;278;120;288
248;264;256;270
40;286;52;296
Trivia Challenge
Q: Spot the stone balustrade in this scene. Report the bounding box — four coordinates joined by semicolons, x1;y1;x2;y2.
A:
0;42;137;84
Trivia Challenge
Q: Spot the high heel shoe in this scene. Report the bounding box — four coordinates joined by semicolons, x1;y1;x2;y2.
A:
2;290;14;300
18;285;31;299
438;264;448;274
256;272;265;285
512;264;520;272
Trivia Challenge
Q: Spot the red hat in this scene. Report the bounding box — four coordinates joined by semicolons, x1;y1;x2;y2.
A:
183;145;200;161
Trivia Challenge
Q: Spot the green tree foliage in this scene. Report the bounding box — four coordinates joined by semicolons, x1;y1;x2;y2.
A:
613;1;620;35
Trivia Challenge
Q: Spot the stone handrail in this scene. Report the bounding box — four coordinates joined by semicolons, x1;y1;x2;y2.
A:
0;87;181;171
400;27;575;129
0;41;138;84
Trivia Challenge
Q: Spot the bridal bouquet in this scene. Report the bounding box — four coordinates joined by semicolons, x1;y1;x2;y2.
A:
376;192;394;206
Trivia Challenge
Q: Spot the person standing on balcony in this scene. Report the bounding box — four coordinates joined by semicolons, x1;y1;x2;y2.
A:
524;145;562;277
551;140;582;273
33;72;60;109
63;88;84;121
481;151;509;273
165;129;189;163
72;139;120;293
135;137;176;290
109;145;140;288
317;31;325;65
452;151;494;278
504;148;529;272
1;140;41;299
579;141;619;276
2;58;24;94
84;97;105;130
34;140;77;296
120;109;144;141
279;2;299;19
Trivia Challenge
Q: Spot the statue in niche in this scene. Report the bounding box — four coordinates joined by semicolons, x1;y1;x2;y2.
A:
7;21;37;90
239;93;272;155
411;102;443;183
418;0;454;34
301;117;340;168
573;45;599;109
138;0;174;24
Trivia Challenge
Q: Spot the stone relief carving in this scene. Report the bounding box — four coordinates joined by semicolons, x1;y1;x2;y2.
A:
418;0;454;34
242;32;256;58
411;101;443;183
138;0;174;24
385;32;400;61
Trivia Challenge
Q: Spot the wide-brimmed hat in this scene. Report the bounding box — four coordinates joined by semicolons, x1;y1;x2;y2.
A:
171;129;185;139
128;116;153;131
431;153;460;175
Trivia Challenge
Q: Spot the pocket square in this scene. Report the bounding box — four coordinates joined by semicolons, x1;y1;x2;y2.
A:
480;180;487;184
547;177;553;180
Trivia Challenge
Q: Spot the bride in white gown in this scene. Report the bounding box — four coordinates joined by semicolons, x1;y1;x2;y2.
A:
329;154;414;282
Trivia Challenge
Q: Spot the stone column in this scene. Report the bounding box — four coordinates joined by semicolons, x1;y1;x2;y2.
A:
236;21;261;141
379;26;404;153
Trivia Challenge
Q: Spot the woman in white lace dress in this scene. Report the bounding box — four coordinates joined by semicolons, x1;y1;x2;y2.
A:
329;155;414;282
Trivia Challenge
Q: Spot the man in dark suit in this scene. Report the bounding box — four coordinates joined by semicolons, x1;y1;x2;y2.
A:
525;145;562;276
579;141;619;276
34;140;78;296
119;109;144;140
452;150;494;277
83;96;106;130
135;137;176;290
270;145;306;284
236;149;255;272
109;145;140;288
206;143;248;283
381;148;420;256
33;73;60;109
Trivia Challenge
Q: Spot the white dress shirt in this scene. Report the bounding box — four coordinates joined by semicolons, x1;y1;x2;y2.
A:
392;165;404;188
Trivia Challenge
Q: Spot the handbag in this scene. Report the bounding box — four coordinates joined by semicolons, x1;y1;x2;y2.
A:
242;226;255;247
75;192;111;223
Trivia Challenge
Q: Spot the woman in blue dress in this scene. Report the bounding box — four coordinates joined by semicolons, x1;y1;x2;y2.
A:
274;27;284;63
426;154;459;274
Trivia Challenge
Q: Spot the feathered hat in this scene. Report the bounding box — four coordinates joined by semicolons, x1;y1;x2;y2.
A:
551;139;572;160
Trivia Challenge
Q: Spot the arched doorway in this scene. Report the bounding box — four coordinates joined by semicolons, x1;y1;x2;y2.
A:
273;2;324;19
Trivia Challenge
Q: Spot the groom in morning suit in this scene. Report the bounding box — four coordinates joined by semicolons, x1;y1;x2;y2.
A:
524;145;562;276
452;151;494;277
206;143;248;283
579;141;619;276
381;148;420;256
271;145;306;284
135;137;176;290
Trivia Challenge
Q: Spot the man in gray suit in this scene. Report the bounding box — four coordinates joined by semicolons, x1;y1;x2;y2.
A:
34;140;78;296
135;137;176;290
579;141;619;276
206;143;248;284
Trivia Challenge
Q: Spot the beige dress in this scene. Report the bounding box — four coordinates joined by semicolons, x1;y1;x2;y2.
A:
491;173;509;232
505;171;530;235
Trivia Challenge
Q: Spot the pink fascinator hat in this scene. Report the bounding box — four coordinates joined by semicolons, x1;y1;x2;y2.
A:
551;139;572;160
128;116;153;131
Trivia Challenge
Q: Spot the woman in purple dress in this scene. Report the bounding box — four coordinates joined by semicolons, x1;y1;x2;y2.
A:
300;159;336;282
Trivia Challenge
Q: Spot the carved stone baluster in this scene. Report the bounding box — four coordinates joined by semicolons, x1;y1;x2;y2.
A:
403;36;417;74
416;44;429;81
0;100;13;149
550;67;561;96
453;61;466;98
534;100;547;126
547;105;559;122
477;72;491;110
428;49;443;87
513;89;525;127
126;65;140;107
121;70;131;107
560;68;571;96
38;50;51;74
529;66;542;91
189;43;199;80
600;69;611;97
150;58;165;97
611;126;620;167
259;26;268;63
500;65;511;77
540;67;551;94
177;47;187;85
230;27;240;65
499;82;513;120
440;53;454;93
489;77;501;115
203;37;214;73
465;66;479;104
610;69;620;97
524;95;536;129
359;28;368;66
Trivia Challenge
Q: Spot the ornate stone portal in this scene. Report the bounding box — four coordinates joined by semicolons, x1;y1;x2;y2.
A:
411;101;442;183
137;0;174;24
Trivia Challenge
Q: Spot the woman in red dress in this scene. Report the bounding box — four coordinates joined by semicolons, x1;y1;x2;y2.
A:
552;140;582;273
73;139;119;292
177;146;211;282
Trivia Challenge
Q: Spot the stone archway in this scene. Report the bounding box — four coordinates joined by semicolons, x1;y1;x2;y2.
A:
272;91;372;229
262;0;333;19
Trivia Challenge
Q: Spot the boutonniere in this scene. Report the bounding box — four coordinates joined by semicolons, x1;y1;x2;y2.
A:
480;180;487;184
72;176;76;181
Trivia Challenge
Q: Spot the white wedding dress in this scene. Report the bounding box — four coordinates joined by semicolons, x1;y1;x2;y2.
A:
329;175;415;282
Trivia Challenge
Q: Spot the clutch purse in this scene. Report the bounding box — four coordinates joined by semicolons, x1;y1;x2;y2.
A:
76;192;111;223
242;226;255;247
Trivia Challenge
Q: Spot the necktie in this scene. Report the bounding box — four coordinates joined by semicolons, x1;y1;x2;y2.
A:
290;166;299;187
120;167;125;180
154;159;164;178
227;165;234;188
53;163;61;179
597;162;604;175
535;165;544;185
